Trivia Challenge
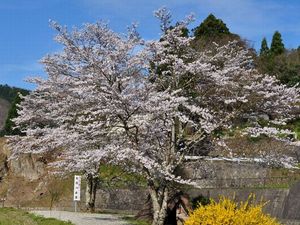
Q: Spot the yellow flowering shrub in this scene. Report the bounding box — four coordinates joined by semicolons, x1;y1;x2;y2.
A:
185;195;281;225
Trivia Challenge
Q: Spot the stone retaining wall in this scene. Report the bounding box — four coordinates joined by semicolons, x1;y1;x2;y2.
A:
93;181;300;221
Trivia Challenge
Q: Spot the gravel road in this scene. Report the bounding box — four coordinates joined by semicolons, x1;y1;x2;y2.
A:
32;211;130;225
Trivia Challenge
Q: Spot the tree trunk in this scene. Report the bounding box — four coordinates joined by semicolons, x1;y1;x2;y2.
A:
149;182;169;225
135;194;153;222
85;174;99;212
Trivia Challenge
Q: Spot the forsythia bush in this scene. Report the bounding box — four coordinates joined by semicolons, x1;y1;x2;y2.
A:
185;195;281;225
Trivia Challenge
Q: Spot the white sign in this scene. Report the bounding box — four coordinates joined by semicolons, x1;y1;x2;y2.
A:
73;175;81;201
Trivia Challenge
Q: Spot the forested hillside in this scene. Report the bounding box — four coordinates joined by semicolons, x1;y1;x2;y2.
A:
0;84;29;103
191;14;300;86
0;84;29;135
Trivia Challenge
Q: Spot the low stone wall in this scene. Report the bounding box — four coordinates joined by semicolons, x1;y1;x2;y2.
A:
281;220;300;225
282;181;300;220
187;188;289;218
182;160;300;189
95;188;148;214
187;181;300;221
92;181;300;221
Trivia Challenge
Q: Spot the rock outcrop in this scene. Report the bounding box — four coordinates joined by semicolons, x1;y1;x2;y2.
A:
8;153;47;180
0;138;47;181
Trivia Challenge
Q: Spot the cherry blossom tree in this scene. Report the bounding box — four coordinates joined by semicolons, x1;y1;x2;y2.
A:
9;21;147;212
8;8;300;225
144;9;299;223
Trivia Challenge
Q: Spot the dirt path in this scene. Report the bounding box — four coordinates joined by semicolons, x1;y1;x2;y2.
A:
32;211;129;225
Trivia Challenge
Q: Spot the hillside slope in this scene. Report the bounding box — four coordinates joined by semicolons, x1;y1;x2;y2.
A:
0;98;10;131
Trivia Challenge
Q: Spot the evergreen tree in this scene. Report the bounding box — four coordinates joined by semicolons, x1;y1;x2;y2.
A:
190;14;249;53
0;84;29;103
270;31;285;55
260;37;269;56
1;93;26;136
0;85;29;136
193;14;230;38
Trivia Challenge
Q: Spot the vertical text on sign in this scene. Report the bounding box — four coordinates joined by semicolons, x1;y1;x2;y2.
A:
73;175;81;201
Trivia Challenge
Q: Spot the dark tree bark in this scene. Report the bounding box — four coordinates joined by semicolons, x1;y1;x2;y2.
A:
136;190;192;225
85;174;99;212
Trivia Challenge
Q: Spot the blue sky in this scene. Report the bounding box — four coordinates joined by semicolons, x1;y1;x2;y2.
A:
1;0;300;89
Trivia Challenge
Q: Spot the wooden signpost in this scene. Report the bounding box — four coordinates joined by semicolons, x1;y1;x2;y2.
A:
73;175;81;212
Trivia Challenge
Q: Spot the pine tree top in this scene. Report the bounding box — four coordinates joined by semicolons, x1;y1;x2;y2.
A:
270;31;285;55
193;14;230;38
260;37;269;56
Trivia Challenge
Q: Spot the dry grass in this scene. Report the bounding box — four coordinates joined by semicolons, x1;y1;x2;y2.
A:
214;135;298;159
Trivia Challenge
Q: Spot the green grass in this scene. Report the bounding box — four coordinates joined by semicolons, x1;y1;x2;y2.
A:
122;216;151;225
0;208;73;225
99;164;147;188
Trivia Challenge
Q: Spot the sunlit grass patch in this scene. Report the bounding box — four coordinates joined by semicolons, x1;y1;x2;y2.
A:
0;208;73;225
